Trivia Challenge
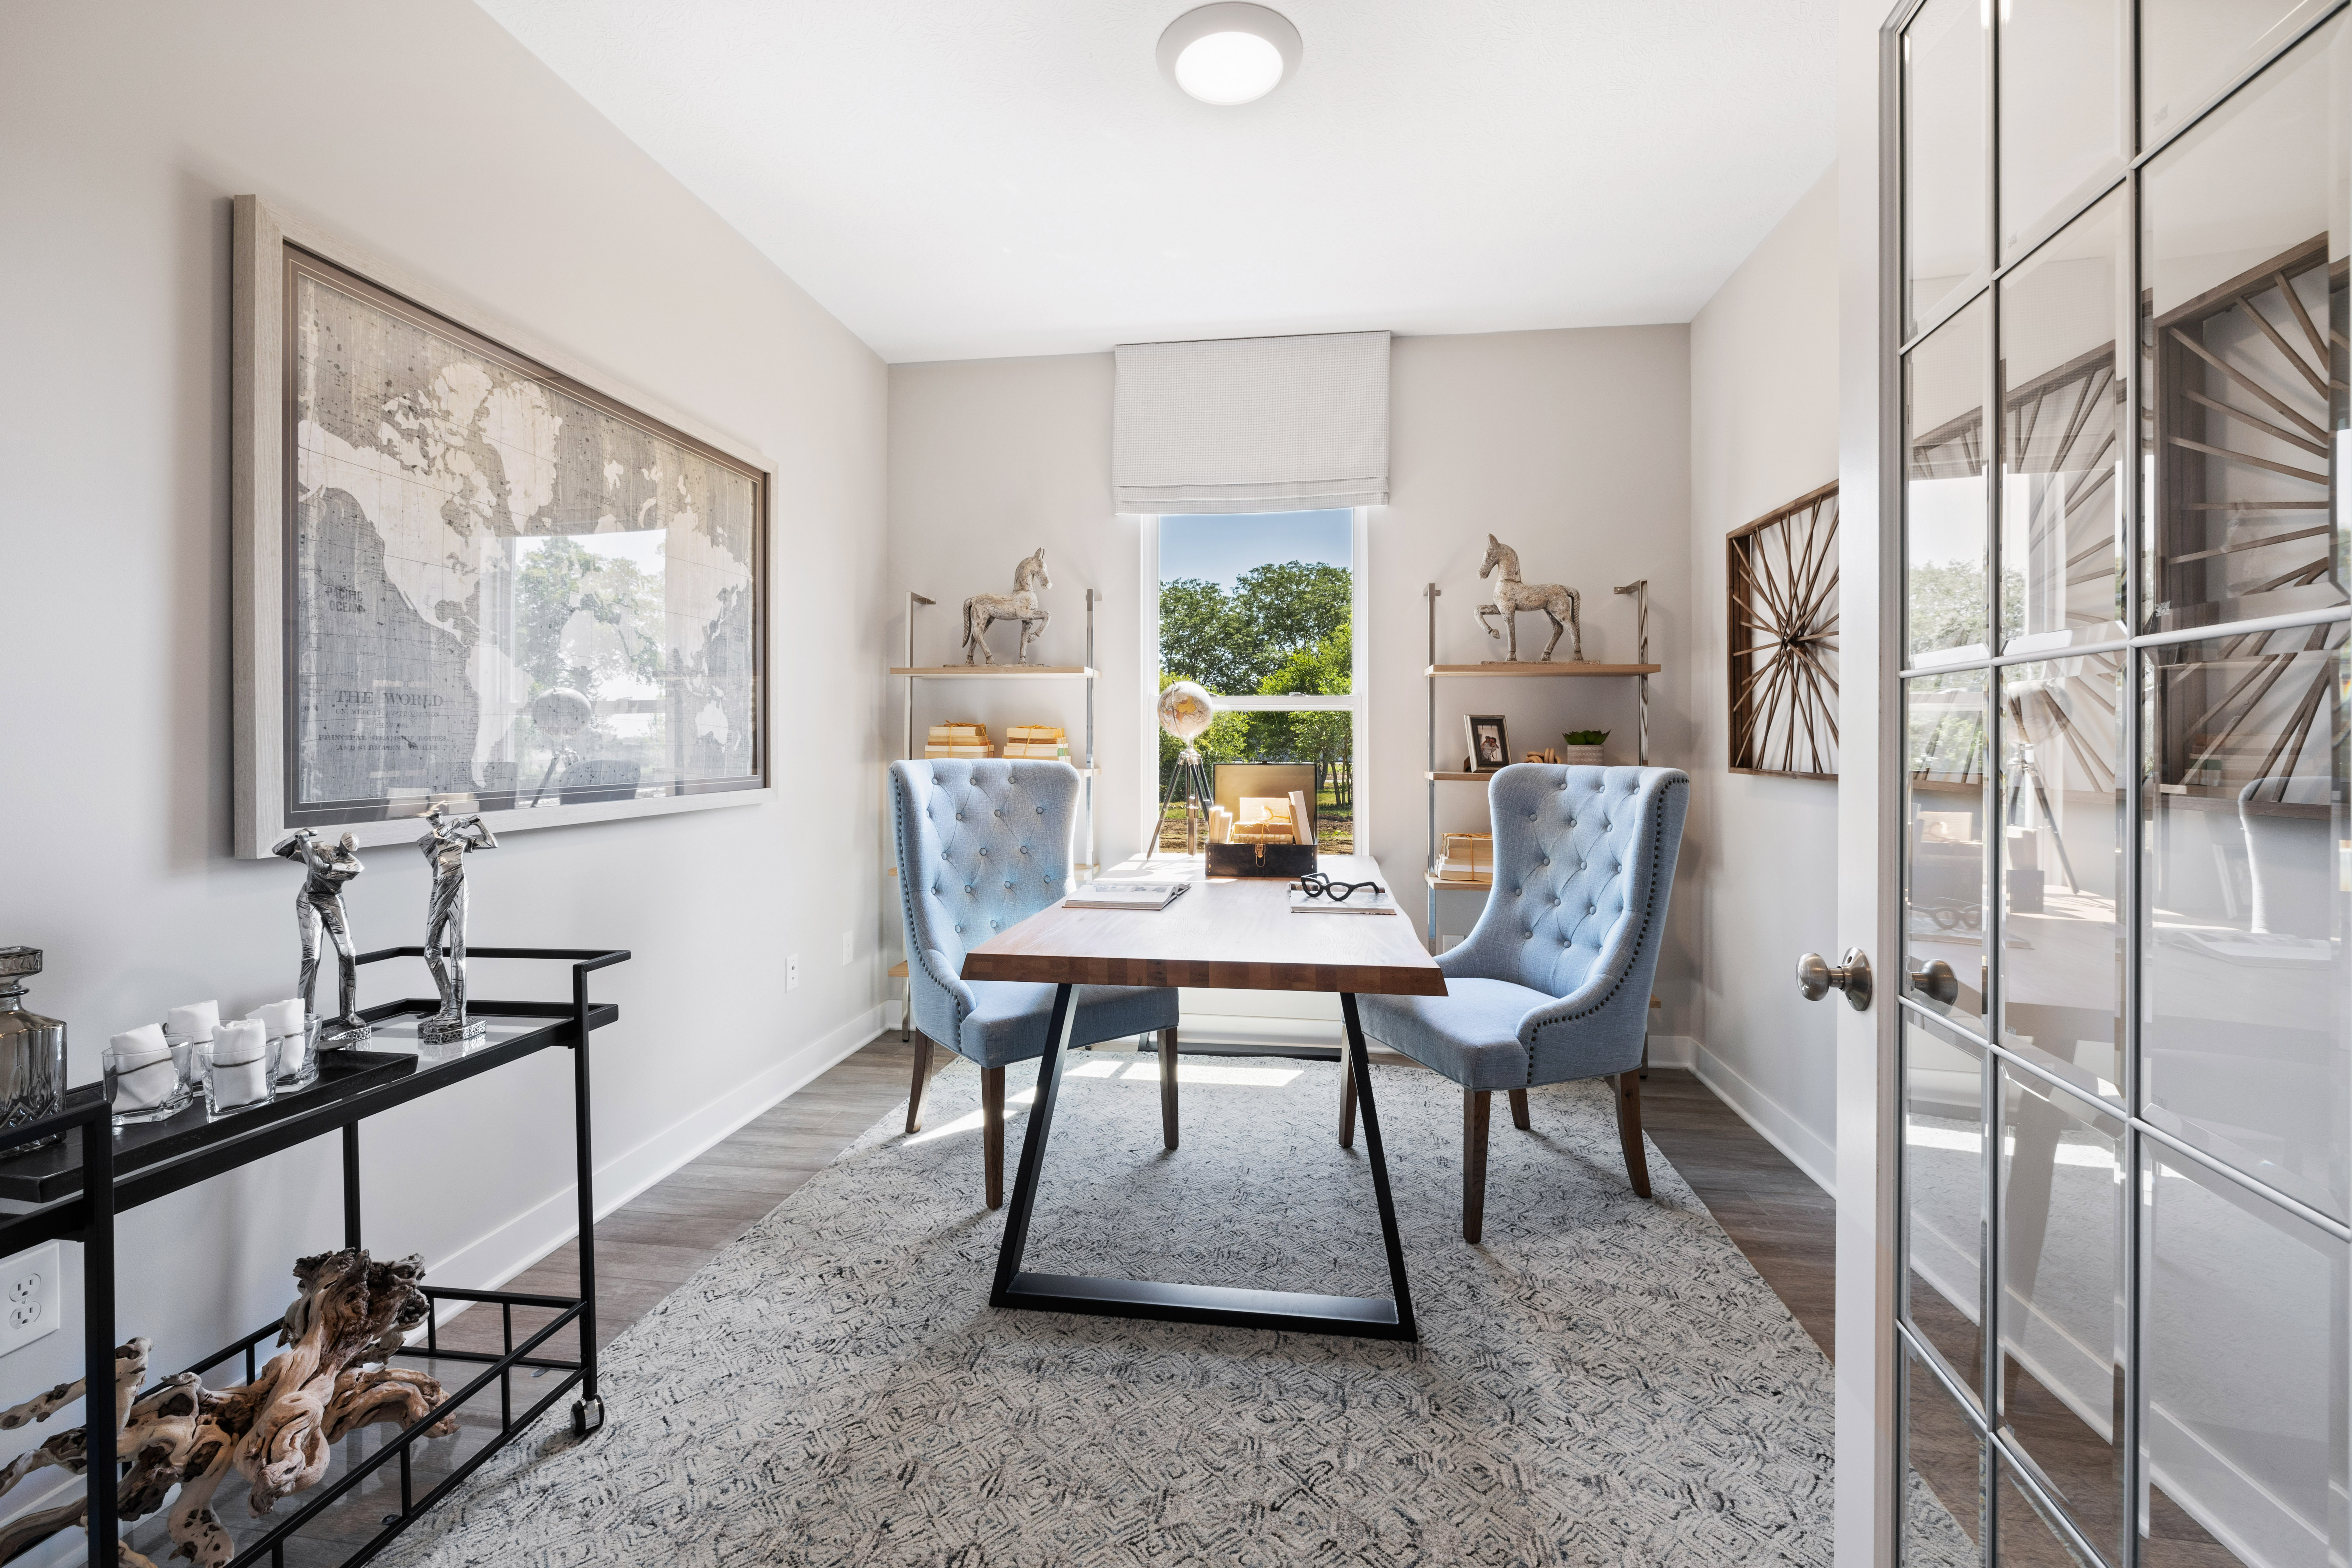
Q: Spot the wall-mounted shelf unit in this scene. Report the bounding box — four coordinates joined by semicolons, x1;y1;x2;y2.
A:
1421;581;1660;944
887;591;1101;1028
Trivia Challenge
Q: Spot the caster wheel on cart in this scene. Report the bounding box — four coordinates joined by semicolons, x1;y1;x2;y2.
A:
572;1395;606;1437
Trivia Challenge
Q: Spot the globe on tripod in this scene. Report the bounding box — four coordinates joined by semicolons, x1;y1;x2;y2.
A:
1157;681;1215;745
531;687;592;742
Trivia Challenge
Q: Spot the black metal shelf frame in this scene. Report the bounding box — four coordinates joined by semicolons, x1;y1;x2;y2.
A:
0;944;625;1568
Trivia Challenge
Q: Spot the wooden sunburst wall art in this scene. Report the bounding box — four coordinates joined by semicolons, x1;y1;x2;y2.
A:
1728;482;1839;780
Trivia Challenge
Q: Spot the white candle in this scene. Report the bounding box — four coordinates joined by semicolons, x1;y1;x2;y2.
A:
164;1001;219;1043
107;1026;178;1112
251;1000;304;1039
210;1020;270;1106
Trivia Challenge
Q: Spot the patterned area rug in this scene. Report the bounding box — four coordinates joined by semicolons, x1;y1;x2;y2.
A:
377;1054;1834;1567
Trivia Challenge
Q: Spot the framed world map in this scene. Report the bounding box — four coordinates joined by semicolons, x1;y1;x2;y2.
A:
231;197;771;856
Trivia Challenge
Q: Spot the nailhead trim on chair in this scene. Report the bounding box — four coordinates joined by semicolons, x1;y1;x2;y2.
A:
1517;774;1685;1080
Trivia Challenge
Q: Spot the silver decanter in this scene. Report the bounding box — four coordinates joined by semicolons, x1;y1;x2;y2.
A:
0;948;67;1152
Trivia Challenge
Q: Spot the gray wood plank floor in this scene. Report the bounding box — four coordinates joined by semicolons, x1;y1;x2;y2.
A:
437;1039;1836;1366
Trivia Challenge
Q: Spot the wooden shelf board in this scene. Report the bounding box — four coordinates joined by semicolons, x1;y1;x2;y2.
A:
1426;663;1659;677
888;960;909;978
1427;771;1499;783
890;666;1097;679
1426;872;1494;889
895;763;1098;776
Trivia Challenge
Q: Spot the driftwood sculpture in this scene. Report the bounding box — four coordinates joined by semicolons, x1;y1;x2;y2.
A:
961;547;1051;665
0;1249;454;1567
1476;534;1582;662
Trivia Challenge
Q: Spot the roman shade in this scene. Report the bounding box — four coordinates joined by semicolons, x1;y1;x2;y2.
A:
1112;330;1390;513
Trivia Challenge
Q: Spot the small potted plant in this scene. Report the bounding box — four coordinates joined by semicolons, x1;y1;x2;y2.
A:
1562;729;1609;766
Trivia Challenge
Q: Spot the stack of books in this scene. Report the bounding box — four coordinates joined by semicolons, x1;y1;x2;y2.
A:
924;721;990;759
1001;724;1071;761
1433;831;1493;885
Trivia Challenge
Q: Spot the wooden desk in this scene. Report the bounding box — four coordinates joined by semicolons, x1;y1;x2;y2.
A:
962;854;1442;1341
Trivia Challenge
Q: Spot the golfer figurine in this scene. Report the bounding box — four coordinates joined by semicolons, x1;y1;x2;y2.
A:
416;802;498;1045
271;829;372;1046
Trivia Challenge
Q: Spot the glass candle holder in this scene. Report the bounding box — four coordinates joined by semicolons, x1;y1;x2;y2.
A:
105;1024;190;1125
163;1000;218;1094
205;1020;275;1116
252;1000;316;1090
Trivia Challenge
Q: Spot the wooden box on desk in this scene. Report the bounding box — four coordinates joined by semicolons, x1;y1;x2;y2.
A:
1205;840;1318;879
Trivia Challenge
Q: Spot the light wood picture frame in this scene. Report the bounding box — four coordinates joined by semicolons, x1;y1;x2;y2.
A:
231;196;773;858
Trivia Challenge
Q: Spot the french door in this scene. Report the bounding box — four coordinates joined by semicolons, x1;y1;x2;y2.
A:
1854;2;2351;1564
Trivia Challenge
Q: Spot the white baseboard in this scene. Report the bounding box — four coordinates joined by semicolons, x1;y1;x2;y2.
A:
430;1002;890;1311
1178;1011;1341;1049
1646;1033;1698;1069
1691;1044;1836;1194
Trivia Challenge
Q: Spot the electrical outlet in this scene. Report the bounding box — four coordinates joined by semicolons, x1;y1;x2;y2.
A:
787;954;800;991
841;930;854;966
0;1242;60;1357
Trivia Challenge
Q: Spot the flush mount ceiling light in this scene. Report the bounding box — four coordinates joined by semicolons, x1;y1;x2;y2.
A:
1157;3;1302;106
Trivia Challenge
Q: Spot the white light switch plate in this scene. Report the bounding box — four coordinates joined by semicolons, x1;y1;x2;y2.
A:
0;1242;61;1357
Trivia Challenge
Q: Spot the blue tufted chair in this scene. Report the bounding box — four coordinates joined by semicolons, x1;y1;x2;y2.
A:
889;759;1182;1208
1356;764;1689;1241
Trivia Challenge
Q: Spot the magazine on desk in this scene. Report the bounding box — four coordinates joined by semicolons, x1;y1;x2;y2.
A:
1065;880;1191;911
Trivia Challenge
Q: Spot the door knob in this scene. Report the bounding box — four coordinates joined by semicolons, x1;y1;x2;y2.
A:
1795;948;1872;1010
1909;959;1958;1005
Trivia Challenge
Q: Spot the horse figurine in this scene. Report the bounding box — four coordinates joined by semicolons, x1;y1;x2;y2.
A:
1476;534;1582;662
962;547;1052;665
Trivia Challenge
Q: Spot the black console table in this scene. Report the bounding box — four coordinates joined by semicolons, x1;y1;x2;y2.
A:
0;944;626;1568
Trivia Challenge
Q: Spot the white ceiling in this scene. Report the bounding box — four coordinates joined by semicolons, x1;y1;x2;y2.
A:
477;0;1838;364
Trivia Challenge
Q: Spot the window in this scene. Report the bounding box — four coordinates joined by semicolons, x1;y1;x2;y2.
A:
1144;510;1367;852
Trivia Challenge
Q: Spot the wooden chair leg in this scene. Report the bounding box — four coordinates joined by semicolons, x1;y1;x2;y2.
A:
904;1035;934;1135
1614;1070;1652;1199
982;1065;1007;1209
1463;1088;1491;1244
1507;1088;1531;1130
1158;1027;1179;1150
1338;1047;1358;1148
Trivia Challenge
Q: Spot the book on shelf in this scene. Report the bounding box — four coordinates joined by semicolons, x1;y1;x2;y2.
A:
1441;832;1493;876
926;721;988;743
1064;880;1190;911
1005;724;1065;742
1001;742;1072;760
1432;855;1493;885
923;744;993;758
1289;885;1395;915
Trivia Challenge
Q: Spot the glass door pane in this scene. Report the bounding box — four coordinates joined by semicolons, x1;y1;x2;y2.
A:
2140;15;2348;635
2140;623;2349;1219
1907;672;1991;1021
2140;1147;2351;1566
1906;0;1990;336
2000;191;2128;652
1908;1013;1991;1405
1996;1068;2126;1565
2141;0;2337;141
1997;656;2126;1099
1997;0;2126;261
1908;1337;1991;1564
1911;297;1994;665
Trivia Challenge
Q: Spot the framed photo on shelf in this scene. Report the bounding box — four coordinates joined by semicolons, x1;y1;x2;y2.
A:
230;196;774;857
1463;713;1510;773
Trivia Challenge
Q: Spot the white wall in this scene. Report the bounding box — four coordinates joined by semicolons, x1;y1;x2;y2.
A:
0;0;889;1468
887;328;1699;1051
1687;167;1841;1186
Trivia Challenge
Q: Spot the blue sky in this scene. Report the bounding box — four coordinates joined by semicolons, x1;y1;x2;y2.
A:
1158;510;1351;589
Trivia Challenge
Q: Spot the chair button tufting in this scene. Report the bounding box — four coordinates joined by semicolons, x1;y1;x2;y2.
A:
956;812;965;821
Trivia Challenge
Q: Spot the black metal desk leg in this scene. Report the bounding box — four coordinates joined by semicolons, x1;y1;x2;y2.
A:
569;966;604;1437
1340;993;1417;1339
990;983;1078;1304
83;1111;117;1564
342;1122;362;1249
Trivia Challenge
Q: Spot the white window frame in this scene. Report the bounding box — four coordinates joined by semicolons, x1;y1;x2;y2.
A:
1137;507;1371;858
